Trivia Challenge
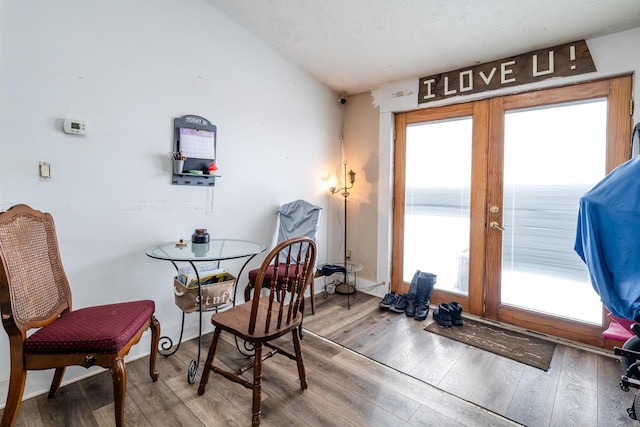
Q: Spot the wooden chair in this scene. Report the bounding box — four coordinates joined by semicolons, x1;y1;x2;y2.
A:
243;200;322;313
198;236;316;426
0;204;160;427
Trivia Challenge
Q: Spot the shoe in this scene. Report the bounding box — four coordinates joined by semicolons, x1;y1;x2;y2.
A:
414;296;430;321
389;294;408;313
404;293;416;317
449;301;463;326
379;292;397;309
433;303;453;327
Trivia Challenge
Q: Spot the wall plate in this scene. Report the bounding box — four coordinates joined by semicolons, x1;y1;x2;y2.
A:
39;162;51;179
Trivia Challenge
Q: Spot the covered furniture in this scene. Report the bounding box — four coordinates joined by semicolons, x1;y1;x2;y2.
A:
243;199;322;313
575;157;640;320
0;204;160;427
198;236;316;426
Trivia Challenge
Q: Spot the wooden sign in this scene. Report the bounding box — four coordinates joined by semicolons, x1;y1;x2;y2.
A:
418;40;596;104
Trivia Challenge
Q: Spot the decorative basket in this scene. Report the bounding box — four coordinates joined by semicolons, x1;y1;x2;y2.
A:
173;273;236;313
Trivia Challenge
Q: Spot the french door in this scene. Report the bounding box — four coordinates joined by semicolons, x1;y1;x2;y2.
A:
393;76;633;346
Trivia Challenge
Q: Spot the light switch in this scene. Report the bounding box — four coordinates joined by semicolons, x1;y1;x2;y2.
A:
39;162;51;179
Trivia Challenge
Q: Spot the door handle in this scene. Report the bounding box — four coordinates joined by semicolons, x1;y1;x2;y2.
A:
490;221;505;231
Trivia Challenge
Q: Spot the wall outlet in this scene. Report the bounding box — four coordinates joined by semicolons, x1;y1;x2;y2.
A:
346;249;351;260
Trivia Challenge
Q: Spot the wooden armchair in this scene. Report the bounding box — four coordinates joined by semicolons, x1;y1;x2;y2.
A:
0;204;160;427
198;236;316;426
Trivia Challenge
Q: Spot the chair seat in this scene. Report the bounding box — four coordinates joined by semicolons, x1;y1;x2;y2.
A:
212;297;302;342
25;300;155;354
602;312;635;342
248;264;303;285
602;321;634;342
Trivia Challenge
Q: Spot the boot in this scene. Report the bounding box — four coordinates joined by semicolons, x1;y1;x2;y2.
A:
449;301;463;326
413;272;437;321
404;270;421;317
408;270;420;295
433;303;453;327
416;272;437;299
404;293;416;317
413;295;430;321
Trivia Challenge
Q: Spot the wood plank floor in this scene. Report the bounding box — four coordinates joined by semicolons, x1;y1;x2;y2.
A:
2;292;637;426
303;292;637;427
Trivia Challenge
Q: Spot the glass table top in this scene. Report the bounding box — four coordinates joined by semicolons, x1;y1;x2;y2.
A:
145;238;266;262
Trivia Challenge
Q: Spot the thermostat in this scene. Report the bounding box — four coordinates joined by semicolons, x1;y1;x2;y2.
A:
63;119;86;135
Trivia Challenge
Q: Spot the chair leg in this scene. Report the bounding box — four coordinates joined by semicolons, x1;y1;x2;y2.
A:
48;367;66;398
252;343;263;426
109;358;127;427
198;327;221;395
148;315;160;381
1;367;26;427
310;280;316;314
291;330;308;390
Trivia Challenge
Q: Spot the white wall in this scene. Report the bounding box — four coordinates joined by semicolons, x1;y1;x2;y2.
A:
347;27;640;292
0;0;342;403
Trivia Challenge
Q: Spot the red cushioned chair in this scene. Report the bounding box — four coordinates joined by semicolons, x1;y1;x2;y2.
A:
198;236;316;426
0;204;160;427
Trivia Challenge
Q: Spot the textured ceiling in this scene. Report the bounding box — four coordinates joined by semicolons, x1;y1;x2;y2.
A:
207;0;640;95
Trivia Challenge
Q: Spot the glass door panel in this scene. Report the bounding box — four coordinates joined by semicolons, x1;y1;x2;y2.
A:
501;100;607;324
405;118;472;294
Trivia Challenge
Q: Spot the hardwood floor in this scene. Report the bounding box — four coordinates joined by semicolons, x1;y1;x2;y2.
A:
304;292;637;427
2;292;637;426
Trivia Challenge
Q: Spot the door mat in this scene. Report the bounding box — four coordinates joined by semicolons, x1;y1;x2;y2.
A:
425;318;556;371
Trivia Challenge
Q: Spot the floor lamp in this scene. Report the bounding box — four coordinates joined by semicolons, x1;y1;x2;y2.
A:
330;161;356;297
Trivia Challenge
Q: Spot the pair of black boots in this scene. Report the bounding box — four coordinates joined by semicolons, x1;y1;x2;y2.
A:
410;271;437;321
433;302;463;327
382;271;437;321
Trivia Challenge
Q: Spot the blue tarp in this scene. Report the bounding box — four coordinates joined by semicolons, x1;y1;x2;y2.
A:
575;156;640;320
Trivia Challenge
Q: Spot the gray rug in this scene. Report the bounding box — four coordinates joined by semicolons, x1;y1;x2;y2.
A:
425;318;556;371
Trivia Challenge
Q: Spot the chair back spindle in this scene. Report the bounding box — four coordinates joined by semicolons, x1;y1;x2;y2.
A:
248;237;315;335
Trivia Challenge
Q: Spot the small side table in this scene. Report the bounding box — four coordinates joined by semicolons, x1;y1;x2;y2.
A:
319;262;363;309
145;238;266;383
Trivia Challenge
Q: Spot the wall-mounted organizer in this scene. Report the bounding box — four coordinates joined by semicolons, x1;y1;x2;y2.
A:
172;115;219;186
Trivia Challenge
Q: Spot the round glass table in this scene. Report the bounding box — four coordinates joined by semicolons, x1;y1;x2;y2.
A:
146;238;266;263
145;238;266;383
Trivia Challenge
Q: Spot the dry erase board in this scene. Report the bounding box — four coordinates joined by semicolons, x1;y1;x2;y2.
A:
172;115;218;186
